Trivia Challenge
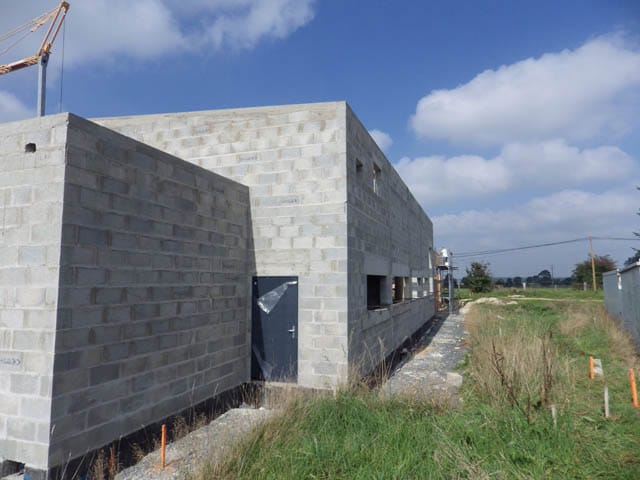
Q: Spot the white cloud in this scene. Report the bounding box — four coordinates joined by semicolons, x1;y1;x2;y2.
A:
498;140;635;184
0;0;315;67
195;0;315;50
64;0;185;63
410;36;640;145
396;153;509;205
436;189;636;240
434;188;639;276
369;129;393;152
395;139;636;206
0;91;31;122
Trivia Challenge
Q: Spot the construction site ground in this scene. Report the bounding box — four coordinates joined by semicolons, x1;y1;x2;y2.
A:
112;309;468;480
1;309;468;480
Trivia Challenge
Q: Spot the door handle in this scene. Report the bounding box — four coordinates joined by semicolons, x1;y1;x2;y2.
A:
288;326;296;339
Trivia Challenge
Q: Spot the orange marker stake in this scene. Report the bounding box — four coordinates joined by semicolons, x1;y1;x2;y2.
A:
630;369;639;408
589;356;595;379
160;424;167;469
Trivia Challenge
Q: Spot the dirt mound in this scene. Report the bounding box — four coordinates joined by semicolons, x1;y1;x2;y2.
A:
460;297;518;314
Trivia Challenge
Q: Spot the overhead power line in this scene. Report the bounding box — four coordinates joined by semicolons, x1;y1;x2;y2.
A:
591;236;639;241
455;236;638;259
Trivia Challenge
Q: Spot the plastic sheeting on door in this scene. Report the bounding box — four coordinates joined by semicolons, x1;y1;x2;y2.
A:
252;344;273;379
257;280;297;314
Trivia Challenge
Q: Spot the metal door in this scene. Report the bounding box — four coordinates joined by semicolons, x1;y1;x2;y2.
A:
251;276;298;382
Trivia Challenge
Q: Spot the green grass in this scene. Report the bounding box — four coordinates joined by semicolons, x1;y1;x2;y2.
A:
194;299;640;479
207;394;585;479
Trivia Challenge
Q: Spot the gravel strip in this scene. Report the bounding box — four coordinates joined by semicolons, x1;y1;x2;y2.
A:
382;312;467;404
115;407;273;480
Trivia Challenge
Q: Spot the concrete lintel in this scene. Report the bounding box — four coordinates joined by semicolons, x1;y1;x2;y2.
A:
364;254;390;277
391;262;410;278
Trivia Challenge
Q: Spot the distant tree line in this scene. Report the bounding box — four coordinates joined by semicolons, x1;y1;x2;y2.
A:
459;187;639;292
460;255;619;292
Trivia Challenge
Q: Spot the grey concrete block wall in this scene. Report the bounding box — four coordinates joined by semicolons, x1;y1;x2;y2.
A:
603;271;623;321
49;115;252;468
604;263;640;347
0;114;252;472
0;114;68;471
96;103;350;389
2;102;435;474
96;102;435;387
345;106;435;374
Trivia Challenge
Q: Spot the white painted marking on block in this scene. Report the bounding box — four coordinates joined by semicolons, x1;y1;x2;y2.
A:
594;358;603;376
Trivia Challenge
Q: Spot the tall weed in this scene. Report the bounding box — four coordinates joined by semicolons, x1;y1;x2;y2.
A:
466;304;570;421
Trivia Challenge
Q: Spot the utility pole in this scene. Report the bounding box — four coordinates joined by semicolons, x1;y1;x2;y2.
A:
589;236;597;291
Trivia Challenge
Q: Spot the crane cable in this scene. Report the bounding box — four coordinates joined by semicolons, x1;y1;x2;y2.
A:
0;6;59;56
0;30;33;57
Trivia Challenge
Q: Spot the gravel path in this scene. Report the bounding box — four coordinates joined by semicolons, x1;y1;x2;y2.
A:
115;407;273;480
382;312;467;405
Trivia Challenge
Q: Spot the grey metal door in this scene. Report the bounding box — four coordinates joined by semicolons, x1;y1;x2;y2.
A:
251;276;298;382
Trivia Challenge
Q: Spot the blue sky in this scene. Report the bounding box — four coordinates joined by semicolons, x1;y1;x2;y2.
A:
1;0;639;278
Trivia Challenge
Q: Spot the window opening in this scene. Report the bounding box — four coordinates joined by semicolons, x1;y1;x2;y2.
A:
373;163;381;194
392;276;405;303
415;277;423;298
367;275;385;309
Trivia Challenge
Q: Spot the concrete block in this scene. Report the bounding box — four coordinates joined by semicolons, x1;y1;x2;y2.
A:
0;268;27;286
7;420;36;442
20;397;51;421
10;374;40;395
89;364;120;386
0;395;19;415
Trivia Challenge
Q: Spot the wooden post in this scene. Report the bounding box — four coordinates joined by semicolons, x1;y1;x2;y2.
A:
589;356;594;379
160;424;167;469
604;386;610;418
630;369;639;408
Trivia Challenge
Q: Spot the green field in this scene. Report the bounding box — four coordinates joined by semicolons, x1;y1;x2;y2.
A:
193;292;640;479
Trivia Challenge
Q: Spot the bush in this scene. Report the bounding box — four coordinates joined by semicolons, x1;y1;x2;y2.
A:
464;262;493;293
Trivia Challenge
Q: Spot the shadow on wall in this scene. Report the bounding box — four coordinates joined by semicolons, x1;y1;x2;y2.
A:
44;115;258;476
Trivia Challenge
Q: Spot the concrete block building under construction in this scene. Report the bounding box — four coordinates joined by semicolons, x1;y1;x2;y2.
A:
0;101;435;478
